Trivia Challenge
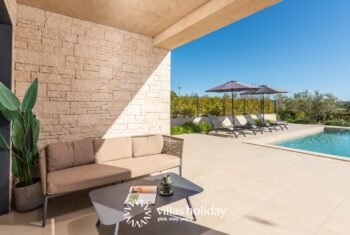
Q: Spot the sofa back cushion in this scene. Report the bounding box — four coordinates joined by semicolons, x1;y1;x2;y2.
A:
132;135;164;157
72;138;94;167
47;142;74;172
94;137;132;163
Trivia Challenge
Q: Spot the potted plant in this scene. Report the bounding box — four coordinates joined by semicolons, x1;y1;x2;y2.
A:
0;79;42;211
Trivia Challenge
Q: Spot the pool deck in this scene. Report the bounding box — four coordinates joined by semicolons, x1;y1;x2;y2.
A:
1;124;350;234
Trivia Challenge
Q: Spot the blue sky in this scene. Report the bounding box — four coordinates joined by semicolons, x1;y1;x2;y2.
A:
171;0;350;100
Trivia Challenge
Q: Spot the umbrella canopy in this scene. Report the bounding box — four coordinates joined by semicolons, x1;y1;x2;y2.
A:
241;85;288;122
241;85;287;95
206;81;258;93
206;81;258;120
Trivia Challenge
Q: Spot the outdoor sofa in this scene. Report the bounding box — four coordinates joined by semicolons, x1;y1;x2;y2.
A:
39;134;183;227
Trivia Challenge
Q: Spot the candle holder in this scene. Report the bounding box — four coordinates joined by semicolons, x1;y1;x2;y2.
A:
159;174;174;196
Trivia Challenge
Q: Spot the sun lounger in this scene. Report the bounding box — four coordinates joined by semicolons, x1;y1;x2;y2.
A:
228;115;263;135
206;115;244;138
255;113;288;130
243;114;276;133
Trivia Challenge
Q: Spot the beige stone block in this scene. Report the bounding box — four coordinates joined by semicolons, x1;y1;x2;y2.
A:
28;41;54;52
47;91;64;98
40;66;54;73
16;63;39;72
86;26;104;40
71;79;94;92
83;64;99;71
15;70;32;82
42;28;59;40
53;67;75;76
16;26;41;40
54;45;73;56
17;19;40;30
15;81;31;97
59;32;78;43
91;93;112;101
78;35;100;47
17;4;45;24
99;66;112;78
39;115;59;125
66;55;81;63
137;40;153;52
33;73;67;84
113;91;132;101
48;83;71;91
42;38;62;47
16;48;42;65
70;126;94;134
66;92;91;101
122;64;139;73
15;40;28;49
42;125;69;135
42;52;65;67
123;40;137;50
59;115;78;125
45;11;72;33
14;71;31;82
105;30;124;43
66;62;83;70
74;44;97;58
72;18;91;28
71;24;86;36
76;69;99;80
43;101;69;114
77;114;103;126
133;55;149;66
105;56;123;68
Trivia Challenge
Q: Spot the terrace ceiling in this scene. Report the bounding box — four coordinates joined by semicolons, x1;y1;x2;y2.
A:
17;0;281;49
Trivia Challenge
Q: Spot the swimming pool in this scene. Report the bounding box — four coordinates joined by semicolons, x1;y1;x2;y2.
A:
274;129;350;158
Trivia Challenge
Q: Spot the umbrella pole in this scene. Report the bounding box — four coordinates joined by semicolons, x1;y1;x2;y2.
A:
231;92;234;122
243;98;246;114
262;94;265;123
274;99;277;114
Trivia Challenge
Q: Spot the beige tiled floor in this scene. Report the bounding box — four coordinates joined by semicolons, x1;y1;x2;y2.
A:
1;124;350;235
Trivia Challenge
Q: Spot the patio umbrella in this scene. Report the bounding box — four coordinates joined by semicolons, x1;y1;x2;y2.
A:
241;85;287;122
239;89;256;113
205;81;258;120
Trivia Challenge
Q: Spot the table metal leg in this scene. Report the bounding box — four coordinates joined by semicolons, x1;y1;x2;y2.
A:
114;223;119;235
186;197;197;221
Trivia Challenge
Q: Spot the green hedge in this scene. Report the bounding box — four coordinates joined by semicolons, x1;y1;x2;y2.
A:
171;122;212;135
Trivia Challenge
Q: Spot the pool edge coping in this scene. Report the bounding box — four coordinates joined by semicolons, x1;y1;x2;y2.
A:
243;126;350;162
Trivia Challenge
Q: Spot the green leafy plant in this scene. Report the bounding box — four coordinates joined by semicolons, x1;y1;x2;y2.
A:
255;119;262;125
266;120;274;125
171;122;212;135
0;79;40;187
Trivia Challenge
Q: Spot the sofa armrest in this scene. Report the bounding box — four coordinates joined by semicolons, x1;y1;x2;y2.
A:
39;148;47;195
162;135;184;159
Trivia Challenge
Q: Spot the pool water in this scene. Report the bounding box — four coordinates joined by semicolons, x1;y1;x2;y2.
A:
274;130;350;158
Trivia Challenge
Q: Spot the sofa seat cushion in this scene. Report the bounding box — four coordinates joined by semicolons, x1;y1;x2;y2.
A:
94;137;132;163
101;154;180;178
132;135;164;157
47;164;131;195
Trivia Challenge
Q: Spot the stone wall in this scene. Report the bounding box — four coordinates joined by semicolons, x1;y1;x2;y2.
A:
14;4;171;147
